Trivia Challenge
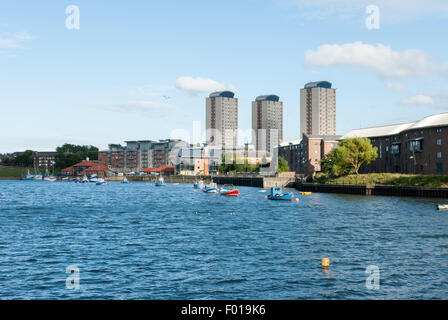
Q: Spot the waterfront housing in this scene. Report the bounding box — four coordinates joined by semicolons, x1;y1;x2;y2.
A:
175;145;222;176
252;95;283;155
98;139;188;173
342;112;448;175
206;91;238;148
33;151;56;169
278;134;341;176
300;81;336;137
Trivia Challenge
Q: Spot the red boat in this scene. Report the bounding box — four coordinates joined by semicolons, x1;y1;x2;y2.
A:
219;185;240;197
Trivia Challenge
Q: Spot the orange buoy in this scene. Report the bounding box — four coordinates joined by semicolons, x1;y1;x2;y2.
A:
322;258;330;268
295;198;299;202
264;196;268;199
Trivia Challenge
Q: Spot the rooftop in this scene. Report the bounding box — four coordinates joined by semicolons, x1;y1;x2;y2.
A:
304;81;332;89
278;139;302;147
305;134;343;142
255;95;280;102
342;112;448;139
209;91;235;98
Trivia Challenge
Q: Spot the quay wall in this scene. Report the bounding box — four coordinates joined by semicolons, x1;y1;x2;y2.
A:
297;183;448;199
105;175;295;189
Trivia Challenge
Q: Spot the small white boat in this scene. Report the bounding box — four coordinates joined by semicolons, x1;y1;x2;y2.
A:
96;178;107;186
122;177;129;184
202;182;219;194
33;174;43;181
437;204;448;210
25;170;34;180
81;175;89;183
155;176;166;187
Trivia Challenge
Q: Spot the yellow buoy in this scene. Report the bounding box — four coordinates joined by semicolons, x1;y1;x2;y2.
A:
322;258;330;268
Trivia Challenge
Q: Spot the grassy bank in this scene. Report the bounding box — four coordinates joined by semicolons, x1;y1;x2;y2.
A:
315;173;448;188
0;167;28;178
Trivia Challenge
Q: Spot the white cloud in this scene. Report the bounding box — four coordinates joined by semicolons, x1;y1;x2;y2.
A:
175;76;236;95
93;101;175;114
282;0;448;22
386;82;408;92
0;32;34;49
305;42;435;79
402;95;435;106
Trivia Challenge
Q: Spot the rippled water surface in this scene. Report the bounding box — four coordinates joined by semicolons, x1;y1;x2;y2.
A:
0;180;447;299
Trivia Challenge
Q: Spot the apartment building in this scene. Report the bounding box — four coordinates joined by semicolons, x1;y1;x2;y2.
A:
33;151;56;169
252;95;283;155
206;91;238;148
300;81;336;137
277;134;340;176
342;112;448;174
99;139;187;172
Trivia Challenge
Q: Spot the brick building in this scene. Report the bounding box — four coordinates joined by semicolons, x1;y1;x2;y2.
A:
342;112;448;174
277;134;340;176
61;160;110;177
99;139;188;172
33;151;56;169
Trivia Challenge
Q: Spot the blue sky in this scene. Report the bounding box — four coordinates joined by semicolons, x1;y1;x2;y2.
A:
1;0;448;152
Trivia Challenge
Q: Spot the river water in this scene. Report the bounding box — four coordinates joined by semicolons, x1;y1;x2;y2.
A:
0;180;447;299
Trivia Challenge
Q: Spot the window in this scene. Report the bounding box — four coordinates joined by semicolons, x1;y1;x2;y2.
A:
437;139;442;145
410;140;423;152
436;128;442;133
437;163;443;173
437;152;442;159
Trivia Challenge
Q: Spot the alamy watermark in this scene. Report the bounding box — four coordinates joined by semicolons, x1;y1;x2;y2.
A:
365;265;380;290
66;5;80;30
365;5;380;30
168;122;280;175
66;264;80;290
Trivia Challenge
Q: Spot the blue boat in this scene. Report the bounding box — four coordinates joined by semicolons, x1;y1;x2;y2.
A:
267;187;294;201
193;180;204;189
96;178;107;186
202;182;219;194
155;176;166;187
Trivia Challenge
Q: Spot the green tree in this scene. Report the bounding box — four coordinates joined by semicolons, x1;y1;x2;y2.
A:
13;150;34;167
278;156;290;173
320;150;351;177
55;144;99;169
323;138;378;175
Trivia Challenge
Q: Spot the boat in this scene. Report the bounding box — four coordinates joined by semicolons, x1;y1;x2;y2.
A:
96;178;107;186
437;204;448;210
202;182;219;194
220;184;240;197
25;169;34;180
267;187;294;201
81;175;90;183
194;180;204;189
33;174;43;181
300;191;312;195
122;177;129;184
88;174;99;183
43;169;57;182
155;176;166;187
62;177;69;181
